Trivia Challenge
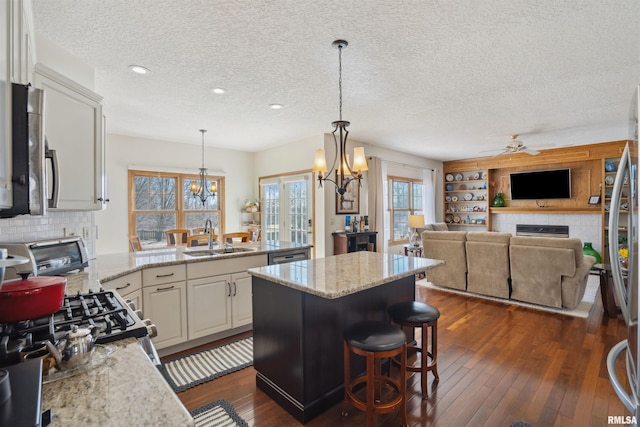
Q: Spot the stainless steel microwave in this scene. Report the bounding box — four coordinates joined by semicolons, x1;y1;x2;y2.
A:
0;83;58;218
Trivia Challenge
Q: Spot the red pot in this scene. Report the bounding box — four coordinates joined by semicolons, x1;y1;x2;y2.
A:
0;276;67;323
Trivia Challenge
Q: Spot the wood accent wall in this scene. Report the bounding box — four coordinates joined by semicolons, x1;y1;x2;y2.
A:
443;140;628;213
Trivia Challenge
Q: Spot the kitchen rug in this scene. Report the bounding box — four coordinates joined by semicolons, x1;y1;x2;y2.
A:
162;336;253;392
417;274;599;318
192;399;249;427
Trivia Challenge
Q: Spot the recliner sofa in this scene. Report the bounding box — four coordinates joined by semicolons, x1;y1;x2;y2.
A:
421;230;596;309
509;236;595;308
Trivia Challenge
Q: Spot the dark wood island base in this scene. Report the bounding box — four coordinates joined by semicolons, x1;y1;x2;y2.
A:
252;275;415;423
248;252;444;423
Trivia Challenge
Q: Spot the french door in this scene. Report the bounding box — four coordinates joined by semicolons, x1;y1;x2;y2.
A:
260;173;312;244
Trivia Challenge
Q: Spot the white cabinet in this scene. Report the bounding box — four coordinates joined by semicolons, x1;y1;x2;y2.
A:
186;255;266;341
142;265;187;349
187;274;231;339
0;0;11;209
10;0;35;85
230;272;252;327
101;271;143;314
34;63;106;210
186;270;256;340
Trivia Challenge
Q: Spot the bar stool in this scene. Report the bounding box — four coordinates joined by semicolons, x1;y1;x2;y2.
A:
388;301;440;399
342;321;408;427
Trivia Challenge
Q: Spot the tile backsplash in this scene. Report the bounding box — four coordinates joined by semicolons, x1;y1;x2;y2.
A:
0;211;96;259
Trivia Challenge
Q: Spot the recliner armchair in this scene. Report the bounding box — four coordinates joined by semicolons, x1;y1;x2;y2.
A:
509;236;596;308
465;231;511;298
421;230;468;291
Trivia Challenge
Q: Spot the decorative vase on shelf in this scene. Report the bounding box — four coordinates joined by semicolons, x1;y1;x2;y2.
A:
491;192;506;207
582;242;602;265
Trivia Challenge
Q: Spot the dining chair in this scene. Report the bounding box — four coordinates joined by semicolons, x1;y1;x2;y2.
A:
188;233;216;247
247;227;261;242
128;235;143;252
222;232;251;243
165;229;190;245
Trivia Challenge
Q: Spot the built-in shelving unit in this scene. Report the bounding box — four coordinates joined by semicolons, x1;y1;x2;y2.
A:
602;157;628;265
443;169;488;229
241;210;260;233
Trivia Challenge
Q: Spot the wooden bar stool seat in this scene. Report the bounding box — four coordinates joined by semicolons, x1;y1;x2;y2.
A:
342;321;408;427
388;301;440;399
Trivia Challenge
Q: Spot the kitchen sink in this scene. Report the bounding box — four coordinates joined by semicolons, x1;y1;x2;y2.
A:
184;247;256;257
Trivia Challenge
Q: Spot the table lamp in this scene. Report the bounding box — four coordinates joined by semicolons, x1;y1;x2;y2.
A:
408;214;425;247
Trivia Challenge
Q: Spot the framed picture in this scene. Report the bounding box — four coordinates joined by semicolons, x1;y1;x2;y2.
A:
336;179;359;214
588;195;601;205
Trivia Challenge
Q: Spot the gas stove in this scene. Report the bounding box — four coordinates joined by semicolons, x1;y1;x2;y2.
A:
0;289;150;367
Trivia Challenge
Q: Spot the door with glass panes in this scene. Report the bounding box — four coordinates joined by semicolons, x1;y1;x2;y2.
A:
260;173;312;244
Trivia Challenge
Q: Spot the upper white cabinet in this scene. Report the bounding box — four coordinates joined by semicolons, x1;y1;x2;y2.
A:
0;0;11;210
34;63;106;210
10;0;35;85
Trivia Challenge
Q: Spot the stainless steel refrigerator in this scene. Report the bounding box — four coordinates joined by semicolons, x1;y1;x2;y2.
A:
607;85;639;424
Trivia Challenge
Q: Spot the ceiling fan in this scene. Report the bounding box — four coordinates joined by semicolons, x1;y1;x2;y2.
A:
484;134;540;156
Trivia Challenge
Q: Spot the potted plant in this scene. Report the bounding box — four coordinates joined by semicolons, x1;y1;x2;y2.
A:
244;199;260;212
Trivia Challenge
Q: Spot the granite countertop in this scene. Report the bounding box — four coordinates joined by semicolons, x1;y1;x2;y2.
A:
40;240;313;426
42;338;193;427
247;251;444;299
95;241;312;283
42;267;194;426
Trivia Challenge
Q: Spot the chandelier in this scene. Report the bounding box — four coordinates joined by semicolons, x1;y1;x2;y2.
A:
190;129;217;206
312;40;368;203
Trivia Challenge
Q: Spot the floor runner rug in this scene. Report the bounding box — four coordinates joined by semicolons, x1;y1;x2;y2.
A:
417;274;599;318
192;399;249;427
162;337;253;392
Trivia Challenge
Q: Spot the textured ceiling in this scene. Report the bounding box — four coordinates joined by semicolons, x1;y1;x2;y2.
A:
31;0;640;161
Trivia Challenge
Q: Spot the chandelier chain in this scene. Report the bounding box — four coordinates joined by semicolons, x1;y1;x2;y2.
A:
201;129;206;169
338;43;343;121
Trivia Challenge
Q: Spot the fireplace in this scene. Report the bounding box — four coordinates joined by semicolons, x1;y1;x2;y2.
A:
515;224;569;238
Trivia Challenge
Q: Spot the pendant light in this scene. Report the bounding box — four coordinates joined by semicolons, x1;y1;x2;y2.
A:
190;129;217;206
312;40;368;202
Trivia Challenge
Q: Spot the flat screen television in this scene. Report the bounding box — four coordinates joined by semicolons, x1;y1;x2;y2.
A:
509;168;571;200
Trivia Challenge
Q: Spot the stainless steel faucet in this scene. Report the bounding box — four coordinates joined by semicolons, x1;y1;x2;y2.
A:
204;218;214;249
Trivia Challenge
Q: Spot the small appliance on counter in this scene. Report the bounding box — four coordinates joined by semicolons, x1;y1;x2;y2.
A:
0;236;89;280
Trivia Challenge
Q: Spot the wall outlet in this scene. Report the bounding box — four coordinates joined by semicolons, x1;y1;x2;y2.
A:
63;227;78;237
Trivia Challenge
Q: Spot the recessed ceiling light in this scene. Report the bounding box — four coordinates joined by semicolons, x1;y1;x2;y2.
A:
269;104;284;110
211;88;227;94
129;65;150;74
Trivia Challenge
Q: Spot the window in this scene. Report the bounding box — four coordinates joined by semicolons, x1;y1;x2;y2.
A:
388;175;423;243
129;170;224;245
260;172;312;244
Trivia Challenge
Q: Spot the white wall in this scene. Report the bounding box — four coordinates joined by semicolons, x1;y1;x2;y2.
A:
95;134;255;254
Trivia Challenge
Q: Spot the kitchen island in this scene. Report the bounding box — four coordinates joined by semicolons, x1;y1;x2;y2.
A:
247;251;444;423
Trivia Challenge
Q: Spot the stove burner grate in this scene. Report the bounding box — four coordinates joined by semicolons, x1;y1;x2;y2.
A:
0;289;148;365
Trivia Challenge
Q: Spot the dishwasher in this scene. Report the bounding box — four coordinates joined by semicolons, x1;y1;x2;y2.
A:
267;248;310;265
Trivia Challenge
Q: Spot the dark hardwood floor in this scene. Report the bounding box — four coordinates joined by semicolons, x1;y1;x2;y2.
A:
165;276;631;426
